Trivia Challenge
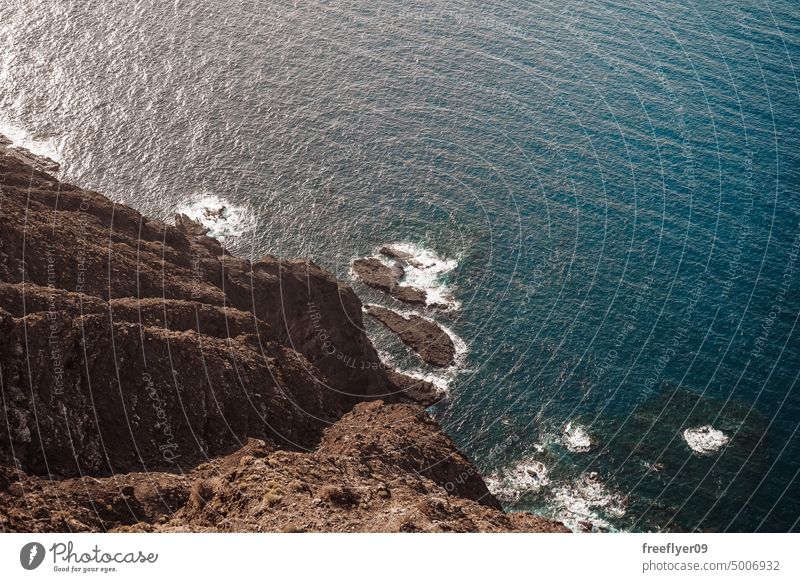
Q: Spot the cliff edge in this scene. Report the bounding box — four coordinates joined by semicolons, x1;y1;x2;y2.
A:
0;152;566;532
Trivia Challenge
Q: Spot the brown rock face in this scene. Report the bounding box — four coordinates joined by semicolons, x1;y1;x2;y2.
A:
366;305;457;367
0;153;400;477
380;245;414;261
0;151;565;533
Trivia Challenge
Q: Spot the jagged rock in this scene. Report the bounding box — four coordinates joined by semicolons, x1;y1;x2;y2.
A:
385;369;444;407
366;305;456;367
380;245;424;268
352;256;428;305
352;257;403;292
174;212;210;236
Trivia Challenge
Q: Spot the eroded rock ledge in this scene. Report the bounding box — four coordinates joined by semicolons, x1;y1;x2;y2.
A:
351;257;428;305
0;152;565;533
366;305;457;367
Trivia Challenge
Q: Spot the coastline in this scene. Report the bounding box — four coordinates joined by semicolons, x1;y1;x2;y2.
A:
0;147;567;533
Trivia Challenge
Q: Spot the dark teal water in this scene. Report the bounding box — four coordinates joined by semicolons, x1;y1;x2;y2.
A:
1;0;798;531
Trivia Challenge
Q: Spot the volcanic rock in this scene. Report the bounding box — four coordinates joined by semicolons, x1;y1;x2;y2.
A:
352;256;428;305
0;402;569;533
366;305;456;367
385;369;444;407
174;212;210;236
352;257;402;292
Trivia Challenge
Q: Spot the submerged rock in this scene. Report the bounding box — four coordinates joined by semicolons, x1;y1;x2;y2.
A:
563;422;593;453
366;305;456;367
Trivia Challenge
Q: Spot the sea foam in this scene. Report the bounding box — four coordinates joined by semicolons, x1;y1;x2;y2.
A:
552;472;626;532
0;120;62;166
377;242;461;310
176;194;252;239
683;425;730;455
486;458;550;502
563;422;593;453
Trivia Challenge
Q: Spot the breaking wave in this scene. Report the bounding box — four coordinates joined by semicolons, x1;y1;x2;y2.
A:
683;425;730;455
563;422;593;453
377;242;461;311
176;194;252;239
486;458;550;502
551;472;627;533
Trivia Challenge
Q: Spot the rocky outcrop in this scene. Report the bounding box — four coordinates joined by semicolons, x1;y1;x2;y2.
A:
351;257;427;305
384;369;443;408
0;282;339;476
366;305;457;367
0;151;565;532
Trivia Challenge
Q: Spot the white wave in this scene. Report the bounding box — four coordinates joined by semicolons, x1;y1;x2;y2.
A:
486;458;550;502
0;119;62;166
683;425;729;455
176;194;252;239
552;472;626;533
378;242;461;310
438;321;469;368
563;422;593;453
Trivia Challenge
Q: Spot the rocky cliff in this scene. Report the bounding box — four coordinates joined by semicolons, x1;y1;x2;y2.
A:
0;151;566;532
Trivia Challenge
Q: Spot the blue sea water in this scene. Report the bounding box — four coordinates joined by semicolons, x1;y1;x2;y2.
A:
1;0;799;531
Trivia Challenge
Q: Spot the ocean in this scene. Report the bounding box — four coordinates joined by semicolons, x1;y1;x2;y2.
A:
1;0;798;532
